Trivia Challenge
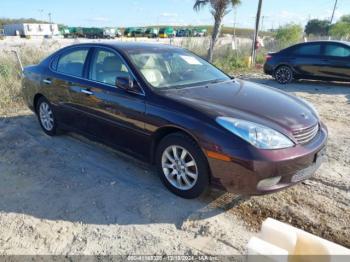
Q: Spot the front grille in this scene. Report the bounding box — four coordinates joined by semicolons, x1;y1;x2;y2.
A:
292;124;319;144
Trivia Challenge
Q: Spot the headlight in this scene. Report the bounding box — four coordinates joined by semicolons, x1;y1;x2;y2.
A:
216;117;294;149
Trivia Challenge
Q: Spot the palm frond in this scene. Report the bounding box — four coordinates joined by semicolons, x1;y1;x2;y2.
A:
231;0;241;7
193;0;210;12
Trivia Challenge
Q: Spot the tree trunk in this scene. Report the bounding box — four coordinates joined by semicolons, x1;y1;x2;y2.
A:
208;14;223;62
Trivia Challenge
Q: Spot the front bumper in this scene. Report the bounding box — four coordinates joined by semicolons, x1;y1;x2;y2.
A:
207;124;328;195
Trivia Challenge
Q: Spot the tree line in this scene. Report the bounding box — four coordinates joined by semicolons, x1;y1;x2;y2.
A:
271;15;350;50
305;15;350;39
0;18;48;29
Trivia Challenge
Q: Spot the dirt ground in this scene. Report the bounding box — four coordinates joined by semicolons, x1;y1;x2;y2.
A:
0;76;349;255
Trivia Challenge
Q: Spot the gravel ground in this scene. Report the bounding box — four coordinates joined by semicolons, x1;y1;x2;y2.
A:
0;75;349;255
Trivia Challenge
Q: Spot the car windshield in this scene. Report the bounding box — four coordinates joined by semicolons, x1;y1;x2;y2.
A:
127;49;230;89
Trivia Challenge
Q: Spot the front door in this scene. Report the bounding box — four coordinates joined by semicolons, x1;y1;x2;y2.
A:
72;47;149;159
321;43;350;81
291;43;324;78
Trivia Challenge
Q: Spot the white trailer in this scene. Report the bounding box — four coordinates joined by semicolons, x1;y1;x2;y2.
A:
4;23;59;37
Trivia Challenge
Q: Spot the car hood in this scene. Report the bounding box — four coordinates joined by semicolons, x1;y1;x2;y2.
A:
161;79;318;132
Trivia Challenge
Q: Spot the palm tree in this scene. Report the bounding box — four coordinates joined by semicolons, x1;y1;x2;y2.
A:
194;0;241;62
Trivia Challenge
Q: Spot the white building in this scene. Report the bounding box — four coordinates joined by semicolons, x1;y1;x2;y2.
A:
4;23;59;37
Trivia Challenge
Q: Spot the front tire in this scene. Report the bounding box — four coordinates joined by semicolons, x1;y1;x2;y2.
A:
274;65;293;84
156;132;209;199
36;97;58;136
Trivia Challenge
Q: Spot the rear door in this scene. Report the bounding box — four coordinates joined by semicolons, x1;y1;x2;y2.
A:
48;47;91;131
291;43;323;77
321;43;350;81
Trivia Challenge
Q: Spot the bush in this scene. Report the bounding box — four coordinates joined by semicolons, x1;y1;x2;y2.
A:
179;38;252;73
275;24;303;49
0;47;50;114
305;19;330;36
212;44;252;72
330;22;350;40
0;63;12;78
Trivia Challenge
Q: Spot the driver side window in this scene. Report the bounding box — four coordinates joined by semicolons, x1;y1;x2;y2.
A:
90;49;129;86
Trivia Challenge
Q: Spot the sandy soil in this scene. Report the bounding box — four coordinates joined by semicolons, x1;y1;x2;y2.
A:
0;76;349;255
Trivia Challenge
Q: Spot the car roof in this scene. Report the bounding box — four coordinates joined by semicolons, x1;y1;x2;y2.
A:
64;42;183;52
295;40;350;46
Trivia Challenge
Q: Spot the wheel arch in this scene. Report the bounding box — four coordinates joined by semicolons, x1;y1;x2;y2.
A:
274;63;297;76
274;63;291;72
150;125;203;164
33;93;45;114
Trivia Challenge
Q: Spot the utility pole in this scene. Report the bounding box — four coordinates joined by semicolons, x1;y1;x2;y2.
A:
330;0;338;24
251;0;263;67
232;6;238;51
48;13;53;36
233;6;237;39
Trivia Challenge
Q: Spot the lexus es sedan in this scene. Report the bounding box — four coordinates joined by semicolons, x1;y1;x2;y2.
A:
264;41;350;84
22;43;328;199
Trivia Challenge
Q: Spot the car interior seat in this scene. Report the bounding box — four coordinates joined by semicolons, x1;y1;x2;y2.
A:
139;56;164;87
98;56;129;85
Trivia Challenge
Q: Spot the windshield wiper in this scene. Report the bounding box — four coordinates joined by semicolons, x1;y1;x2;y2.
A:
207;78;231;85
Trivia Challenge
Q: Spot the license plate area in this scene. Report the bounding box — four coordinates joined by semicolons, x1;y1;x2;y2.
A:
292;147;326;183
291;168;314;183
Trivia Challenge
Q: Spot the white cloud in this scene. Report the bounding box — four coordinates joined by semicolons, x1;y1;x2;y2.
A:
87;17;110;22
160;12;178;17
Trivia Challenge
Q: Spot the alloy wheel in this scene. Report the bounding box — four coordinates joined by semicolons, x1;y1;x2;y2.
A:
275;66;293;84
39;102;54;131
161;145;198;191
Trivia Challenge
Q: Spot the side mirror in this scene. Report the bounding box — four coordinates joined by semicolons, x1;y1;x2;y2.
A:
116;76;139;93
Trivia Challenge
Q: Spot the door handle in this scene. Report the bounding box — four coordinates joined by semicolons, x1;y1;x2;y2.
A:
81;89;94;96
43;79;52;85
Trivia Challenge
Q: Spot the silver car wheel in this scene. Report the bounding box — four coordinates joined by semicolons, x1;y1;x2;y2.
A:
161;145;198;191
39;102;54;131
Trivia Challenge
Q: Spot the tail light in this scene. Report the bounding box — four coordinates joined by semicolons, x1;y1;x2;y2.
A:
266;54;273;61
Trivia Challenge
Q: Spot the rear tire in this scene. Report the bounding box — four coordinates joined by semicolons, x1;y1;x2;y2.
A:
36;97;58;136
155;132;209;199
274;65;293;84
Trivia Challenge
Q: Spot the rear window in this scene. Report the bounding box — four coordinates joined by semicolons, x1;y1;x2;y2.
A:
57;48;89;77
324;44;350;57
293;44;321;56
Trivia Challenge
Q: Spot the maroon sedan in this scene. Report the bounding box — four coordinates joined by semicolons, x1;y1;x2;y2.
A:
22;43;328;199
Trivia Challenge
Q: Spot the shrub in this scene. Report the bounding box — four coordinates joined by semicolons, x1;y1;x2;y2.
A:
275;24;303;49
0;46;50;114
330;22;350;40
0;63;12;78
305;19;330;36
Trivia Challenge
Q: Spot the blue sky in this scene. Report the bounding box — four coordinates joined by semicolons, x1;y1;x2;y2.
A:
1;0;349;28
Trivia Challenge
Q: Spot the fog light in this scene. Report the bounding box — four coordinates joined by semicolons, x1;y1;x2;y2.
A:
257;176;282;190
